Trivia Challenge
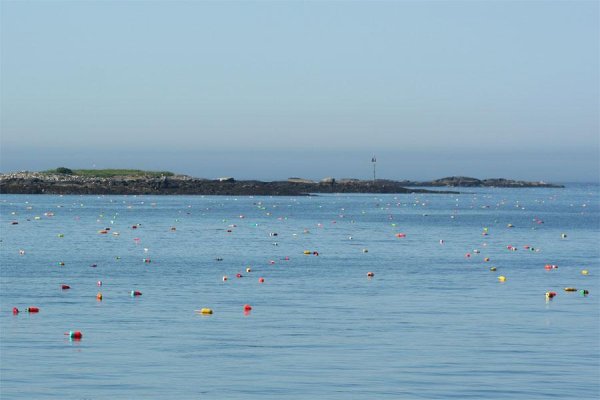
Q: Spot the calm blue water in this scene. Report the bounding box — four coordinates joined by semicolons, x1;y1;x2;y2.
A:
1;185;599;399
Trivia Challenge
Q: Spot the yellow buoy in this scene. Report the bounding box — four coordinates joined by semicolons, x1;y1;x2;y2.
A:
581;270;589;275
564;287;577;292
199;308;213;315
303;250;311;255
498;276;506;282
490;267;497;271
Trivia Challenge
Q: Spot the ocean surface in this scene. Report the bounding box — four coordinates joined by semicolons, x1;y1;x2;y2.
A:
1;185;599;399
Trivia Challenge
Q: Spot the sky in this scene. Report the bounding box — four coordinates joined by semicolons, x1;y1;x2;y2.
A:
1;0;598;182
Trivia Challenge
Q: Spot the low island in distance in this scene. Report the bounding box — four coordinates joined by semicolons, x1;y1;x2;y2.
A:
0;168;564;196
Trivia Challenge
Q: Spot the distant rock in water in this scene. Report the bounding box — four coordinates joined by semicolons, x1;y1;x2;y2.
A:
0;171;562;195
404;176;563;188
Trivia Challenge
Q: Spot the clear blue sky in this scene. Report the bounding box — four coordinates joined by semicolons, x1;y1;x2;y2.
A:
1;0;598;182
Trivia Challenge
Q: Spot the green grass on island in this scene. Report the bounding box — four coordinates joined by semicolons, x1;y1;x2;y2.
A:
43;167;175;178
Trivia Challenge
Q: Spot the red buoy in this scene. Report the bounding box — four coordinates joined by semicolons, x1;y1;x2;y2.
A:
131;290;142;297
12;307;19;315
258;277;265;283
61;284;71;290
236;273;243;278
243;304;252;311
65;331;83;340
27;307;39;313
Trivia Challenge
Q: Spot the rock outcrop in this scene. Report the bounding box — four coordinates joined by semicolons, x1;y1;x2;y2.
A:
0;172;562;196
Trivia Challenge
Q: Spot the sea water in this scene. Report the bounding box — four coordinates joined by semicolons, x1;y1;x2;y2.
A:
1;185;599;399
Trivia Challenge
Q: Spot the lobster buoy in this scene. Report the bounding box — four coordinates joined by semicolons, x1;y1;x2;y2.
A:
65;331;83;339
131;290;142;297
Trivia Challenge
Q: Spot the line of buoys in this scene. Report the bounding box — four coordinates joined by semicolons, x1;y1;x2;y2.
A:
27;307;39;313
65;331;82;340
131;290;142;297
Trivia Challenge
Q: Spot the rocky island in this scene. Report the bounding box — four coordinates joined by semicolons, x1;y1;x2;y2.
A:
0;169;563;196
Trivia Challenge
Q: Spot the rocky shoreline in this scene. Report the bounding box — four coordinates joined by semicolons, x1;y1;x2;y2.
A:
0;172;562;196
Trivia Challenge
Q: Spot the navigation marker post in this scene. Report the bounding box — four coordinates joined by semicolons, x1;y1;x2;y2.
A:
371;156;376;182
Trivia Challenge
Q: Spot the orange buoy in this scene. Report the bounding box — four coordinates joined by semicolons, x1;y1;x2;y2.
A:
96;292;103;301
